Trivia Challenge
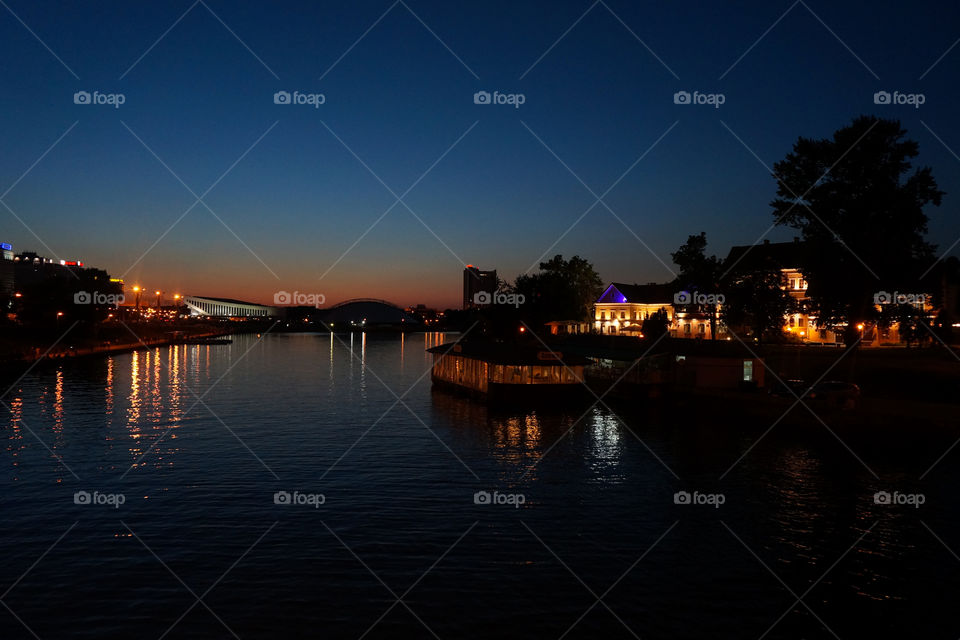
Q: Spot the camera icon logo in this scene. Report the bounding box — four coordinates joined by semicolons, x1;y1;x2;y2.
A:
873;291;892;304
274;291;292;304
673;491;691;505
473;91;491;105
74;91;91;105
274;491;292;505
673;291;692;304
874;91;891;105
873;491;892;505
473;291;492;305
73;291;91;304
474;490;491;505
274;91;291;105
673;91;691;105
74;490;91;505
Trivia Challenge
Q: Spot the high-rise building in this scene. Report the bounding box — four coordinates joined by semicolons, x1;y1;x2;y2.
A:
463;265;497;309
0;242;13;297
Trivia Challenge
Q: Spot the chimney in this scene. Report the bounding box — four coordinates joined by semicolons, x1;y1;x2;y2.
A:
763;239;770;245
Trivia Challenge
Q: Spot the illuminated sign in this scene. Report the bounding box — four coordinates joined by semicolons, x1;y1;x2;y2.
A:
0;242;11;251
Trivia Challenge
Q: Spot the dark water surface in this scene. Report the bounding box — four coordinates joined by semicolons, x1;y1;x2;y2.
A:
2;332;959;639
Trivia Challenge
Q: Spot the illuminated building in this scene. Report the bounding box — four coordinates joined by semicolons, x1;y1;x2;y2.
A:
594;282;719;339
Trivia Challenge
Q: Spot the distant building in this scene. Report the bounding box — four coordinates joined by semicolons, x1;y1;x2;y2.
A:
183;295;278;318
594;282;720;339
463;265;497;309
722;239;839;343
12;251;87;289
0;242;13;297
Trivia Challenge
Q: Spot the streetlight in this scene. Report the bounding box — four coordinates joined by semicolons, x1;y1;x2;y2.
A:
56;311;63;329
132;286;142;319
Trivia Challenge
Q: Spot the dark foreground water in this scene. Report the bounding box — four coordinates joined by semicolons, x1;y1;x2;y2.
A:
2;332;959;639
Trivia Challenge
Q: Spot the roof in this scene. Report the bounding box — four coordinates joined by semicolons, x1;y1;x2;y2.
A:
722;240;807;273
427;341;591;366
597;282;674;304
186;296;269;307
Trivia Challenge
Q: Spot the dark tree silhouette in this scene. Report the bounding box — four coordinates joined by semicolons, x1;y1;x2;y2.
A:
771;116;944;343
721;261;796;344
640;308;670;340
670;232;723;340
513;255;603;325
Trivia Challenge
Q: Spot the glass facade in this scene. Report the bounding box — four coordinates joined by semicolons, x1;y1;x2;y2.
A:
432;354;583;392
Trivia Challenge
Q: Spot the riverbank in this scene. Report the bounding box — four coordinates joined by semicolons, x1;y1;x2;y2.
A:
0;322;234;370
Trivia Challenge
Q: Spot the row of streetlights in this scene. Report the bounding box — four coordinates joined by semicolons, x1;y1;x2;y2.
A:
130;286;181;313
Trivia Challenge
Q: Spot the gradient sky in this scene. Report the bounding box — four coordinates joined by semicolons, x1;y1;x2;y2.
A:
1;0;959;308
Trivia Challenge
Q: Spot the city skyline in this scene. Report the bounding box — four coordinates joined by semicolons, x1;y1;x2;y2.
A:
2;1;960;308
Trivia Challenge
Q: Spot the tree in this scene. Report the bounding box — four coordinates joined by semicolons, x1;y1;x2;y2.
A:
670;232;723;340
513;255;603;325
721;261;796;344
771;116;944;343
641;308;670;340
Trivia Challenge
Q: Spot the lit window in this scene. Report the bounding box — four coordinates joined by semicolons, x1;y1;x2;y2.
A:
743;360;753;382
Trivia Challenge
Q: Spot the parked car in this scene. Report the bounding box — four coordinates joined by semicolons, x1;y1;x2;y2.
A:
767;378;809;399
808;381;861;410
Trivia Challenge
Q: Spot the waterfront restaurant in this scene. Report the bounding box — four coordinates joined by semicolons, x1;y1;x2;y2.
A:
427;342;590;402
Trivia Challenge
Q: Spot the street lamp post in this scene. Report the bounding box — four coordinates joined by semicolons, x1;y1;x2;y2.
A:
133;286;142;321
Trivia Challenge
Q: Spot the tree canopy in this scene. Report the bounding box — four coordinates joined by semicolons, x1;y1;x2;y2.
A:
770;116;943;340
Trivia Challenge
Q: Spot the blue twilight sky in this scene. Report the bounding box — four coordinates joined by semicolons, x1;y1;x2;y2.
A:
1;0;959;307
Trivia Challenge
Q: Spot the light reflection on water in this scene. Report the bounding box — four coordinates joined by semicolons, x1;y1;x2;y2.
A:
0;332;957;637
